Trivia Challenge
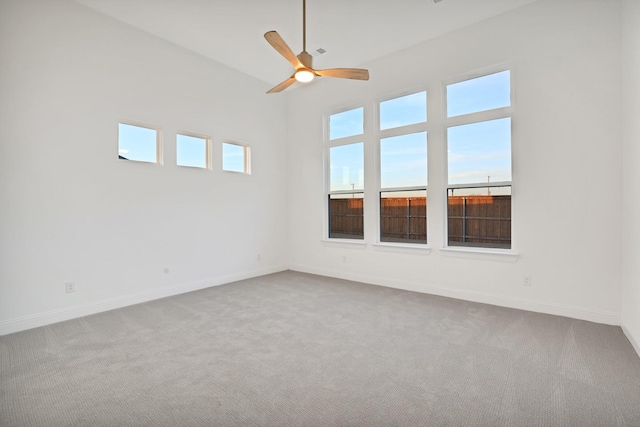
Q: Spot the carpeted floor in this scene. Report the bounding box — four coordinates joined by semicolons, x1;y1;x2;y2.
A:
1;270;640;426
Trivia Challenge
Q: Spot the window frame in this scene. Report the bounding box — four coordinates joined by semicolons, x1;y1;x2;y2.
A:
176;131;212;170
324;105;366;242
117;120;162;165
222;140;251;175
443;65;515;252
376;88;429;246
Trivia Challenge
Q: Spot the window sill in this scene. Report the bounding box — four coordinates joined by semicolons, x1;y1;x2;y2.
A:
322;239;367;249
372;242;431;255
439;247;519;262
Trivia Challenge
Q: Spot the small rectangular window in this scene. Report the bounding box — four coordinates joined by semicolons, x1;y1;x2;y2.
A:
447;70;511;118
329;107;364;140
380;91;427;130
222;142;250;174
177;133;209;169
118;122;159;163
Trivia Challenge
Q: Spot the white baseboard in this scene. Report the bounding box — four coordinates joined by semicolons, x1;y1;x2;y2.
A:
0;265;288;336
2;264;624;336
290;264;621;326
622;323;640;358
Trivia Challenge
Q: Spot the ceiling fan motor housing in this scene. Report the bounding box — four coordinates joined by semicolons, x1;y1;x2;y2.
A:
297;51;313;68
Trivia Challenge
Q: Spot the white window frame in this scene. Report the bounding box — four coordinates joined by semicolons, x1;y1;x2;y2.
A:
324;105;366;242
222;140;251;175
375;87;429;247
443;65;515;252
117;120;162;165
176;131;212;170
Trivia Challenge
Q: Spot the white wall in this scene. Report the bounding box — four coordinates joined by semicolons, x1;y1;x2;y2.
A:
287;0;623;324
622;0;640;355
0;0;631;337
0;0;288;334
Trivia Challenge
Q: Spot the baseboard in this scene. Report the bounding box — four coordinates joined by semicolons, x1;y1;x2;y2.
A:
621;323;640;358
290;264;621;326
0;265;288;336
2;264;623;336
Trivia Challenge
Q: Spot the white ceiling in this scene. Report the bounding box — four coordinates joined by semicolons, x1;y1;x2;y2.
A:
75;0;538;88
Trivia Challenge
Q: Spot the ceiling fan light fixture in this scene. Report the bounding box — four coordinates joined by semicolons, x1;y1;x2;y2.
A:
295;68;315;83
263;0;369;93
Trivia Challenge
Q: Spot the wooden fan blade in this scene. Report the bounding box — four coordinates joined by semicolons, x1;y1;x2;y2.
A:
267;76;297;94
264;31;303;69
315;68;369;80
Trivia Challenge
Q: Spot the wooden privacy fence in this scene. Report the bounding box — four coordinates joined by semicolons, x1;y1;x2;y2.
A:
380;197;427;243
329;195;511;248
328;197;364;239
448;195;511;248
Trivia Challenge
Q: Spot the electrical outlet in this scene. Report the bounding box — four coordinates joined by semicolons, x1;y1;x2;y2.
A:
523;276;532;286
65;282;76;293
257;253;262;261
342;256;347;263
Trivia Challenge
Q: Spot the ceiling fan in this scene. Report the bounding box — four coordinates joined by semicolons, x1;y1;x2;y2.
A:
263;0;370;94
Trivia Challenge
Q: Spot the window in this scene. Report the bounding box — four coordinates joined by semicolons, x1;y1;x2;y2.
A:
118;122;160;163
176;133;210;169
329;107;364;140
328;143;364;239
447;70;510;117
445;70;512;249
222;142;250;174
322;69;511;251
327;107;365;240
380;91;427;130
378;91;428;244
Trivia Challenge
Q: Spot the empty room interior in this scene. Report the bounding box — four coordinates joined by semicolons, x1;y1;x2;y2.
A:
2;0;640;425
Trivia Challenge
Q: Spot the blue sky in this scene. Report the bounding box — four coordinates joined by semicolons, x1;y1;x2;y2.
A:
118;123;157;162
380;91;427;130
329;108;364;140
447;70;510;117
222;143;245;173
177;134;207;168
330;143;364;191
380;132;427;188
447;117;511;185
329;70;511;192
118;124;246;172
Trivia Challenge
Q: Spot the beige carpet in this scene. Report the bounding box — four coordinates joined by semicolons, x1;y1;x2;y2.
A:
1;270;640;426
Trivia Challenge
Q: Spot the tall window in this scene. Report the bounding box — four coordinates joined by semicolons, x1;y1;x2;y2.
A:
118;122;160;163
327;107;365;239
445;70;512;249
378;91;428;244
176;133;210;169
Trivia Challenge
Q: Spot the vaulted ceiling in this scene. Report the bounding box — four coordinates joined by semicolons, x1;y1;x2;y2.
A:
75;0;538;86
